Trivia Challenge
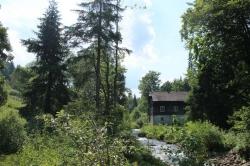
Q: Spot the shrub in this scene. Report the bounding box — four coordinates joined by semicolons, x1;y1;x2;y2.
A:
229;106;250;132
180;134;207;166
180;121;225;164
130;107;149;129
141;125;184;143
226;106;250;158
184;121;224;152
223;132;250;159
0;109;27;154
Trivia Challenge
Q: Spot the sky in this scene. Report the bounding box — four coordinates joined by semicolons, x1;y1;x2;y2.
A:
0;0;192;96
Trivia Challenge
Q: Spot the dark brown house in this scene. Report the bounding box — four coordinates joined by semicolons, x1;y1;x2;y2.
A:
148;92;188;124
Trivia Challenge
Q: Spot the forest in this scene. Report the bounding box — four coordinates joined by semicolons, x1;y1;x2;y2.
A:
0;0;250;165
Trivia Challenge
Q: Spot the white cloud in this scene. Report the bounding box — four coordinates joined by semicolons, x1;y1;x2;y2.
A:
143;0;152;7
8;30;34;66
0;0;81;66
122;1;158;69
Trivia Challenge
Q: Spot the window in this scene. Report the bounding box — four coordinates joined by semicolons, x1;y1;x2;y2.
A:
160;106;165;112
174;106;179;112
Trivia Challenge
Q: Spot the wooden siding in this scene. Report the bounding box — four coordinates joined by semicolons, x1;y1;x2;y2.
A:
152;101;185;115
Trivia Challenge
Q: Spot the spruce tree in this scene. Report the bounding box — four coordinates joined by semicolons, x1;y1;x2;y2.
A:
22;0;69;116
0;21;12;106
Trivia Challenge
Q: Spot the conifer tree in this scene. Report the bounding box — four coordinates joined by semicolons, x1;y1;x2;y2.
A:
70;0;126;115
22;0;69;116
0;20;12;106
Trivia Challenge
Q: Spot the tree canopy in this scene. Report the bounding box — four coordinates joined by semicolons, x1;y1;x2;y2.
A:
22;0;70;116
181;0;250;128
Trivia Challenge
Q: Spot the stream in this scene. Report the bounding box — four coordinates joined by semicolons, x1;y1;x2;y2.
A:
132;129;184;166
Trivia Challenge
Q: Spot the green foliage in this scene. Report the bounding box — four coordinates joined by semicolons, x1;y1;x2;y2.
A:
44;110;128;165
10;66;34;95
229;106;250;132
180;121;225;164
141;121;225;164
161;78;190;92
0;23;11;57
141;125;184;143
22;0;70;116
223;132;250;159
126;91;138;111
225;106;250;158
130;107;148;129
128;148;166;166
7;135;61;166
1;61;15;80
160;81;172;92
185;121;224;152
0;21;12;107
139;71;160;99
0;109;27;154
181;0;250;128
0;77;7;106
1;110;131;165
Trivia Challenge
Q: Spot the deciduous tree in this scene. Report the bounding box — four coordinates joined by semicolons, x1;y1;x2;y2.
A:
181;0;250;128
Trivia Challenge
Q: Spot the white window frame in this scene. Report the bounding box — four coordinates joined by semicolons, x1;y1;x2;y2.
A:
160;106;165;112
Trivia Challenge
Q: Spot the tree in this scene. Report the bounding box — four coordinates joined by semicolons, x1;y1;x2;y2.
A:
161;78;190;92
136;71;160;116
0;20;12;106
22;0;69;116
181;0;250;128
10;65;34;95
69;0;129;120
160;81;172;92
69;0;111;113
1;61;15;80
133;95;138;108
139;71;161;99
171;78;190;92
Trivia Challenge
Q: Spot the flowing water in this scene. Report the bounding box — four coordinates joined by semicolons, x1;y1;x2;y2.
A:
132;129;184;166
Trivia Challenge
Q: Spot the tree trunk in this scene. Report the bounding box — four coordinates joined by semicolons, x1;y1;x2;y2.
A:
45;71;52;114
113;0;119;107
96;0;102;115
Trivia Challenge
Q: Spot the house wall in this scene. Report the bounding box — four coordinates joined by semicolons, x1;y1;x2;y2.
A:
152;101;185;115
148;99;186;125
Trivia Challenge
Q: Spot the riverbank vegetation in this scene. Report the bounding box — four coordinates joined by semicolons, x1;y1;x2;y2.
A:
140;121;250;165
1;0;250;165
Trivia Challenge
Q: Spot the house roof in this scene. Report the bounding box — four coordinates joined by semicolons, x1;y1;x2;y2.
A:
149;91;188;102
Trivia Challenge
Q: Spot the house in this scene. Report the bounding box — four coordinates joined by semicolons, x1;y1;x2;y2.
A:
148;91;188;125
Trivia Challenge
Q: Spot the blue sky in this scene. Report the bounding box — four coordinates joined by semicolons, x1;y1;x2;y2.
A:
0;0;192;96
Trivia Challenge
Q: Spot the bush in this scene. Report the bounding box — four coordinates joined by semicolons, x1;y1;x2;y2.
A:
0;109;27;154
184;121;224;152
180;121;225;165
223;132;250;159
224;106;250;158
141;125;184;143
229;106;250;132
130;109;148;128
